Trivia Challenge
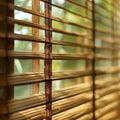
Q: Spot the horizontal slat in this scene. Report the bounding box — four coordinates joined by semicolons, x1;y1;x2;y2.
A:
8;17;87;37
9;105;46;120
52;102;92;120
8;17;45;30
96;101;119;119
52;92;92;115
96;77;120;89
96;67;120;74
52;53;93;60
96;36;120;44
7;78;120;114
95;19;112;28
96;93;119;110
98;110;119;120
96;54;120;60
8;83;91;113
65;0;92;12
2;50;120;60
95;3;112;15
42;0;92;20
1;51;92;60
75;113;92;120
8;70;92;85
96;86;120;100
8;33;93;48
7;67;120;86
8;34;120;50
9;102;92;120
9;4;92;30
96;28;120;36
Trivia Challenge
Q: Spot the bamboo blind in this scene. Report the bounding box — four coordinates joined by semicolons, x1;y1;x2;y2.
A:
0;0;120;120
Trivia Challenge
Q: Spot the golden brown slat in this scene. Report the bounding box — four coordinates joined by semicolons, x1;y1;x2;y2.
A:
7;67;120;86
101;0;112;6
52;53;93;60
8;72;44;85
8;3;45;18
7;79;120;119
96;54;120;60
96;84;120;99
8;70;93;85
96;91;120;118
7;79;120;114
95;19;112;28
41;0;91;20
52;92;92;115
8;17;87;37
53;27;86;37
2;50;120;60
76;113;92;120
8;33;93;48
8;83;91;113
8;33;45;43
96;77;120;89
96;93;119;110
95;9;111;20
8;17;45;30
8;33;120;50
9;92;92;119
98;110;119;120
8;33;120;51
95;67;120;74
96;8;120;26
96;36;120;44
10;102;92;120
52;102;92;120
9;105;46;120
5;51;93;60
9;3;92;30
96;45;120;51
96;101;119;119
95;2;112;15
94;3;112;17
96;28;120;36
65;0;92;12
8;51;45;59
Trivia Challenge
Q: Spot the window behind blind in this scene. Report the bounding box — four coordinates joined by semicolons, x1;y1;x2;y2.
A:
0;0;120;120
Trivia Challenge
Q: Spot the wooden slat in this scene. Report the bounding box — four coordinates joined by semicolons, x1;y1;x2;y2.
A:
98;110;119;120
41;0;92;20
52;102;92;120
8;33;120;50
96;101;119;119
6;67;120;86
2;50;120;60
8;17;87;37
8;83;91;113
6;79;120;114
8;3;92;30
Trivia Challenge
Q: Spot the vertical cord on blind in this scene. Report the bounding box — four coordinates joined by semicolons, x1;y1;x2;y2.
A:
44;0;52;120
92;0;96;119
